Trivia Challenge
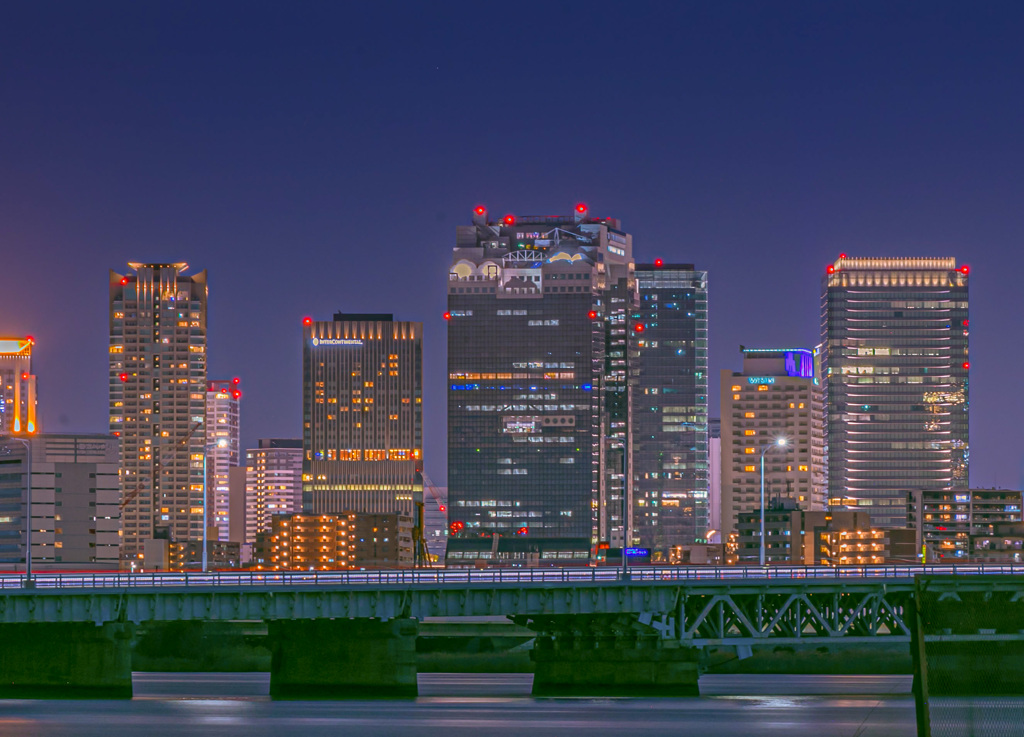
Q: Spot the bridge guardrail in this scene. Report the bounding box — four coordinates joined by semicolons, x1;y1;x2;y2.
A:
0;564;1022;590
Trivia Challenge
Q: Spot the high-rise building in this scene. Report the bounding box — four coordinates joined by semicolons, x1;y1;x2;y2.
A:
302;313;422;517
206;379;241;540
0;434;120;568
821;257;969;527
630;263;709;557
720;348;825;535
446;205;633;565
0;337;37;435
109;263;208;567
261;511;414;570
231;438;303;546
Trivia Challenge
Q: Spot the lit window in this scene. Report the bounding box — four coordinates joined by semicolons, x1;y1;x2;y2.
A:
744;465;756;472
744;448;755;454
744;430;756;436
731;385;741;392
744;412;755;418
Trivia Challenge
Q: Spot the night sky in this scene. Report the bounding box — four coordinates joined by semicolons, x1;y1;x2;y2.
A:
2;2;1023;488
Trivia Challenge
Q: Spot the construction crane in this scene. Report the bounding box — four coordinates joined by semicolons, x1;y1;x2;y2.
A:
119;421;203;514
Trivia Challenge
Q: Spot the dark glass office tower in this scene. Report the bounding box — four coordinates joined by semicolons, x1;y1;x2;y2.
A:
446;205;632;565
630;264;709;557
821;257;970;528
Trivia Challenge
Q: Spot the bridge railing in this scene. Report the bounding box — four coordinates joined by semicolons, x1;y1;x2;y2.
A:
0;564;1022;590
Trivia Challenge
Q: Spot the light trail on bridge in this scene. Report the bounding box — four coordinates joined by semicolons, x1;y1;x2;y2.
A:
0;563;1021;590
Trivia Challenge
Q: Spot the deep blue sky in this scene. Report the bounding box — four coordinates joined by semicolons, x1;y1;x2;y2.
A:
2;2;1023;488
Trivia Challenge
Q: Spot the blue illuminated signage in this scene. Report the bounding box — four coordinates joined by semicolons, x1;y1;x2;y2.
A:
624;547;650;557
747;377;775;385
311;338;363;347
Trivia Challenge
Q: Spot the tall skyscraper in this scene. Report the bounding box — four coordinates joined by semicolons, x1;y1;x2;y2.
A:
0;337;37;435
206;378;241;540
446;205;633;565
109;263;208;567
821;256;969;527
720;348;825;536
630;263;709;557
302;313;422;516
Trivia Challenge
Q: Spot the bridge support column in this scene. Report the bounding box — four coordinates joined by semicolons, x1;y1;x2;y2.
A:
0;622;133;698
528;617;701;696
268;618;417;698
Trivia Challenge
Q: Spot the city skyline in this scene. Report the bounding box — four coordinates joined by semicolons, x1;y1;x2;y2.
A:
3;4;1024;491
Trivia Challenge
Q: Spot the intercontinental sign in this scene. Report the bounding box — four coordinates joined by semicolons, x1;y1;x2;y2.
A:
311;337;364;347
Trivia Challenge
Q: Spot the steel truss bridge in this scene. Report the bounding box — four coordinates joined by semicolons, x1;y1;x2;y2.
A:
0;565;1021;647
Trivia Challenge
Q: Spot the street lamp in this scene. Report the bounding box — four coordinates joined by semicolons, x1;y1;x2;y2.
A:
0;434;33;587
759;437;788;567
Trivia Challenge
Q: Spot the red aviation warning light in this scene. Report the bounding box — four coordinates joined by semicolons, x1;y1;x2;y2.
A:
634;323;645;333
963;362;970;370
960;265;970;274
963;320;969;327
302;316;312;326
21;372;28;381
516;526;529;535
827;265;835;274
474;206;486;215
232;390;242;399
25;336;34;344
503;214;515;226
232;377;241;385
839;253;847;259
439;504;446;512
449;520;465;534
576;203;587;213
119;373;128;382
588;310;598;319
654;258;663;268
443;311;451;320
120;277;129;285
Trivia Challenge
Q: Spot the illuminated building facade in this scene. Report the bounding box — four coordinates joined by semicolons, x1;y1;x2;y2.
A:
0;337;37;435
109;263;208;567
302;314;422;516
445;205;633;565
206;379;241;540
234;438;303;546
262;511;413;570
630;263;709;557
908;488;1023;560
720;348;825;535
821;257;969;527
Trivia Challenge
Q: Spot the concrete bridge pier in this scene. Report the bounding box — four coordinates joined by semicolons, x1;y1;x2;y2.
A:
525;615;702;696
0;622;133;698
268;617;418;698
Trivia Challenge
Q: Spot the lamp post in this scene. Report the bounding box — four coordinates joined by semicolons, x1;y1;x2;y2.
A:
759;437;788;567
0;434;33;587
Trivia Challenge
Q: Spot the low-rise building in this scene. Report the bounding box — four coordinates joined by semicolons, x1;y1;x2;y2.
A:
256;512;413;570
907;488;1024;561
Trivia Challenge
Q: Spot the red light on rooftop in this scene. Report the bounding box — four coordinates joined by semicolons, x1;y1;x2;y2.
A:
960;265;970;274
654;258;663;268
575;203;587;213
232;390;242;399
588;310;598;319
474;206;486;215
839;253;847;259
21;372;28;380
826;265;835;274
302;316;312;326
232;377;240;385
443;311;451;320
634;323;645;333
963;362;970;370
25;335;34;344
119;373;128;382
503;215;515;226
120;277;129;285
